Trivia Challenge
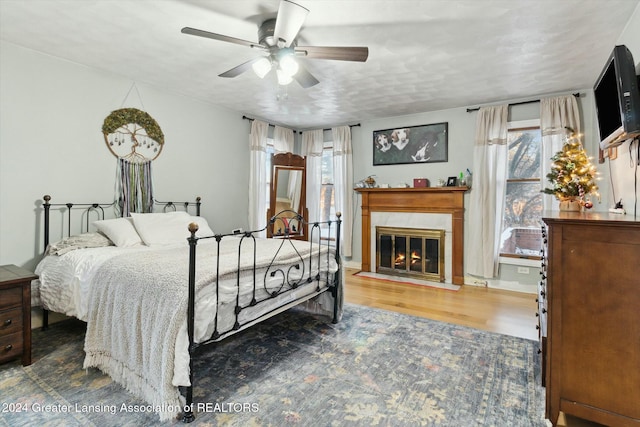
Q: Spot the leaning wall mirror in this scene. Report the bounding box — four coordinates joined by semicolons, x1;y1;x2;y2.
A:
267;152;308;240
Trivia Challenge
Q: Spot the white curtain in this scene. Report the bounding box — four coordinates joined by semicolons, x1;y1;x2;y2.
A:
540;95;581;211
248;120;269;236
273;126;294;153
332;125;354;257
302;129;324;223
467;105;509;278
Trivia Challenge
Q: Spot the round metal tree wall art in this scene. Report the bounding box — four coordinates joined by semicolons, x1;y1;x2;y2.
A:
102;108;164;162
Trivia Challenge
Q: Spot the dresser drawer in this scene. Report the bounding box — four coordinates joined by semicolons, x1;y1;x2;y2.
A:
0;331;23;363
0;307;23;336
0;286;22;310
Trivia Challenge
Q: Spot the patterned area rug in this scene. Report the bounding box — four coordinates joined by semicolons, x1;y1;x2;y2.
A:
0;304;546;426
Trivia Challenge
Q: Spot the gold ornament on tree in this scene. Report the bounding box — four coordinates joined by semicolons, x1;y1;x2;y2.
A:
542;130;599;211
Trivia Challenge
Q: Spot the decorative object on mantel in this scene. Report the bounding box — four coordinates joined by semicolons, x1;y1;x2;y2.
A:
354;175;377;188
446;176;458;187
373;122;448;166
542;130;599;211
413;178;429;188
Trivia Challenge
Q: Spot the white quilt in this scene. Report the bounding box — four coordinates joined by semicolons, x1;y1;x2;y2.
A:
38;237;338;421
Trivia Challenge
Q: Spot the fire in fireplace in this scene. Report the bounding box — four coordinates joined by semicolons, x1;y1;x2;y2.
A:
376;226;445;282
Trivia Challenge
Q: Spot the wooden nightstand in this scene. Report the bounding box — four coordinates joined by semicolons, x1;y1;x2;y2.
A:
0;264;37;366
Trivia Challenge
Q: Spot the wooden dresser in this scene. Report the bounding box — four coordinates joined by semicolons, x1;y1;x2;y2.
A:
0;264;37;366
541;212;640;426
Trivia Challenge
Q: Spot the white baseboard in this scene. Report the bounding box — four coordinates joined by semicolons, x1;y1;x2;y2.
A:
464;276;536;294
344;260;361;270
30;307;69;329
487;279;536;294
464;276;488;287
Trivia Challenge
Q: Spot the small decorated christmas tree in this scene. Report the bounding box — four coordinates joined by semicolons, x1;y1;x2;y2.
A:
542;131;599;207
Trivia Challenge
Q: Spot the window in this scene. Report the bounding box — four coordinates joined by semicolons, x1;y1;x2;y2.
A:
499;120;543;259
320;142;335;223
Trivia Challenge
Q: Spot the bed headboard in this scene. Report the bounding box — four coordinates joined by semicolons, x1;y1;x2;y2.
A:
41;194;201;249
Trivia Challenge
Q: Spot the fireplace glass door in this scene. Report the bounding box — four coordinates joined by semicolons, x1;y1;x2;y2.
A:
376;226;445;282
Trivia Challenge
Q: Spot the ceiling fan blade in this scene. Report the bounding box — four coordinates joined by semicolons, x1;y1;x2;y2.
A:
181;27;267;51
273;0;309;47
295;46;369;62
293;64;320;88
218;57;265;78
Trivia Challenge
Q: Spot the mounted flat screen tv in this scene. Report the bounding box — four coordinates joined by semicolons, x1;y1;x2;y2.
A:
593;45;640;150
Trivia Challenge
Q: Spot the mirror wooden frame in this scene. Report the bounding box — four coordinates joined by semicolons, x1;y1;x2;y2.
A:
267;152;308;240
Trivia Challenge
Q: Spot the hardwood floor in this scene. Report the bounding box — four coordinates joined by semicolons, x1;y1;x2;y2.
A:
344;268;538;341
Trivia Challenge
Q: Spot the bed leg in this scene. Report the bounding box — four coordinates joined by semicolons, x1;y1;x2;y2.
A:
42;308;49;331
332;283;340;324
332;213;342;324
182;392;195;423
182;223;199;423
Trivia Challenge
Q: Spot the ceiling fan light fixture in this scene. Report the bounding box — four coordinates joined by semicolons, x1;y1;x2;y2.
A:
182;0;368;89
252;57;272;79
279;54;299;77
276;68;294;85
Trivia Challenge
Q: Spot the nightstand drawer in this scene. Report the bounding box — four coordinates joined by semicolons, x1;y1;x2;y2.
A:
0;286;22;310
0;308;23;336
0;331;23;363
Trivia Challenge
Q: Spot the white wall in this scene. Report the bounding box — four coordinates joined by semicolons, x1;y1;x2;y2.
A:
0;41;250;271
601;3;640;214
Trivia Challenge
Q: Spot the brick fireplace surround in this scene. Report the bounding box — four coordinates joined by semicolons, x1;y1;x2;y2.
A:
355;187;468;285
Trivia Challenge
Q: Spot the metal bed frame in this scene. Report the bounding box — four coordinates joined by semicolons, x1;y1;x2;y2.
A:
40;194;202;330
39;195;342;423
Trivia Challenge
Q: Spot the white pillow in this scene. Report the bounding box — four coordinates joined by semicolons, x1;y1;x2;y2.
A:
130;211;191;246
93;217;143;247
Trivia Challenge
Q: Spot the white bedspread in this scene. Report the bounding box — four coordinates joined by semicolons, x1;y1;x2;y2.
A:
74;237;337;421
35;245;152;319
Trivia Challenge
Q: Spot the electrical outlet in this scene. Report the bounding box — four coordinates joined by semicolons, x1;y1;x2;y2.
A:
517;267;530;274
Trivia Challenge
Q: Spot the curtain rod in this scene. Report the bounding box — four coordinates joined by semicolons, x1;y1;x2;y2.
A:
465;92;581;113
242;115;360;133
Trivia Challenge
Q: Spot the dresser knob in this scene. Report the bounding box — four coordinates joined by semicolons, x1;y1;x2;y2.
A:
542;308;547;314
3;319;11;326
4;344;12;351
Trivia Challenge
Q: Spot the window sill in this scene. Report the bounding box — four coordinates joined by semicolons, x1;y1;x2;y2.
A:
499;255;541;267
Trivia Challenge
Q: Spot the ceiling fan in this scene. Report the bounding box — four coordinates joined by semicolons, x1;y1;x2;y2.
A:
181;0;369;88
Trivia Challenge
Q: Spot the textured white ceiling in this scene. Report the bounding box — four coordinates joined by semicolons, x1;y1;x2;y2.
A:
1;0;638;130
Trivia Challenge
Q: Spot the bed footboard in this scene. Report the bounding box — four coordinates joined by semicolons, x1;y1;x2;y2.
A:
181;210;342;423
